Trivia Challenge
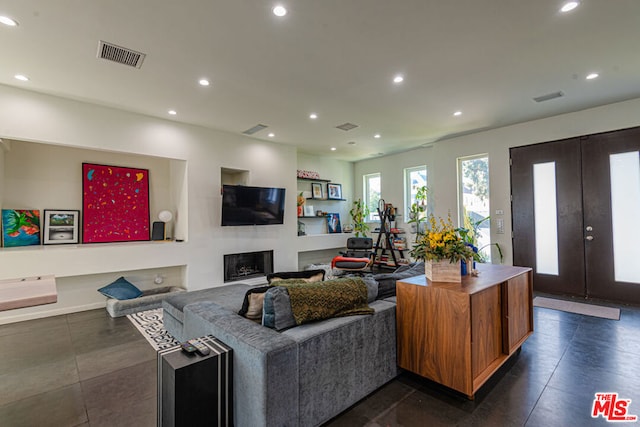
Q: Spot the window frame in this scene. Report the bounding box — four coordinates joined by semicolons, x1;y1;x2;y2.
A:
404;165;427;220
363;172;381;222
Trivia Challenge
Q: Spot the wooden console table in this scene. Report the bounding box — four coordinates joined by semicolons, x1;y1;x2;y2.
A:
396;263;533;399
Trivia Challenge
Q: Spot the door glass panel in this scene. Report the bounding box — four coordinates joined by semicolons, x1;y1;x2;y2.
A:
609;151;640;284
533;162;559;275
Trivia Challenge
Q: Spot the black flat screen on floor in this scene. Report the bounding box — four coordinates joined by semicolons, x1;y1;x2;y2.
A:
221;185;286;226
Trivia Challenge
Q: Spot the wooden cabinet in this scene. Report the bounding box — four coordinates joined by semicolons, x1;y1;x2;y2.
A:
396;263;533;398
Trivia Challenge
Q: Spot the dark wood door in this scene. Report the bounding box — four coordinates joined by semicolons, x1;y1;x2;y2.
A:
510;138;586;296
511;126;640;304
581;127;640;303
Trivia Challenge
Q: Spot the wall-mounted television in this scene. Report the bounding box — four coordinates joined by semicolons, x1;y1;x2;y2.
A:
221;185;286;226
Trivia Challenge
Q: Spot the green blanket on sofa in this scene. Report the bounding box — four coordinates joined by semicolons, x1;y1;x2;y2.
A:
274;277;374;325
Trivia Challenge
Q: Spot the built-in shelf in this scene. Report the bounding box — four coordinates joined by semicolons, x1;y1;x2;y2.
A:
306;198;347;201
0;239;188;280
297;177;331;182
298;215;327;219
296;233;350;252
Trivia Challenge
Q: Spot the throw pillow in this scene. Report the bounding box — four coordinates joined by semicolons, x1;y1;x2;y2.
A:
238;286;270;320
97;277;143;300
267;269;325;284
246;292;266;320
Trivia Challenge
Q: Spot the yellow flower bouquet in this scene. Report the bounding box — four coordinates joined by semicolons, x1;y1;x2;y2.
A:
410;214;475;263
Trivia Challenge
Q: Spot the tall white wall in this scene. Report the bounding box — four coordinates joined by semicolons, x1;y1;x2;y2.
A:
0;84;299;322
355;97;640;266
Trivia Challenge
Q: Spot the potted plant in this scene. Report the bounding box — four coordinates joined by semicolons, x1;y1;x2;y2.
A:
349;198;370;237
407;186;429;240
409;214;476;282
458;213;503;263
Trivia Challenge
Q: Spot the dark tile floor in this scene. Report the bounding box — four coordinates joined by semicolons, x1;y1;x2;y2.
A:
1;300;639;426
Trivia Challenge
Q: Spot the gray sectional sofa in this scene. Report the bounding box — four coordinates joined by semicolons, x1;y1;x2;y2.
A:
162;263;424;427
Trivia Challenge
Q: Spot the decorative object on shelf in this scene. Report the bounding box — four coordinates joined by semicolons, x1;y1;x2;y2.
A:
326;213;342;233
316;210;324;216
304;205;315;216
298;220;306;236
327;183;342;200
410;214;477;282
1;209;41;247
311;182;323;199
43;209;80;245
82;163;150;243
349;198;370;237
342;224;354;233
152;210;173;241
297;169;320;179
297;192;305;217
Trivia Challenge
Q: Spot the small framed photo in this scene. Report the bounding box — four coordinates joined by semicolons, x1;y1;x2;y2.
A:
326;213;342;233
43;210;80;245
311;182;324;199
327;183;342;200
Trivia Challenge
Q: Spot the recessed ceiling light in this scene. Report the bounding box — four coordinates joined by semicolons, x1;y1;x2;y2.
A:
586;73;599;80
0;16;18;26
560;1;579;13
14;74;29;81
199;78;210;86
168;110;177;115
268;132;275;137
330;147;337;151
453;111;462;116
393;75;404;84
273;5;287;17
374;134;381;139
309;113;318;119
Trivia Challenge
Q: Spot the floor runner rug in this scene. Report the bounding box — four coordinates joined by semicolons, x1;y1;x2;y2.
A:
533;296;620;320
127;308;180;351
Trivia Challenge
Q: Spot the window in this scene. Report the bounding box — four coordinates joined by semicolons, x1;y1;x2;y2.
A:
458;155;491;261
404;166;427;219
363;173;381;222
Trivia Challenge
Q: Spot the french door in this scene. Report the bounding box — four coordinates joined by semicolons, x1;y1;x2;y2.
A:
511;126;640;304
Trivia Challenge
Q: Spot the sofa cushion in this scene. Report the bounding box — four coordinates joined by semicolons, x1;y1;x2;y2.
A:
162;283;254;324
97;277;142;300
374;262;424;299
267;269;325;284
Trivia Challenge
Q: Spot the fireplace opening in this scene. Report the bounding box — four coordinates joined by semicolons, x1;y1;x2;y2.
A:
224;250;274;283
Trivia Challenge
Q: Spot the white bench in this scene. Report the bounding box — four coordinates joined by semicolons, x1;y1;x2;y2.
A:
0;275;57;311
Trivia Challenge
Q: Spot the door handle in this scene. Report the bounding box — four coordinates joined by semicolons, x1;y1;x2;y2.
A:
586;235;594;241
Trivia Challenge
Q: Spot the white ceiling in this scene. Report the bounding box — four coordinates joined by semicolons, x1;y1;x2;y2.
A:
1;1;639;161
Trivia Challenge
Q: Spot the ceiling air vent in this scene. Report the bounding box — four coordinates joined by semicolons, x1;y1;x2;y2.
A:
533;91;564;103
336;122;359;131
97;41;146;68
242;124;268;135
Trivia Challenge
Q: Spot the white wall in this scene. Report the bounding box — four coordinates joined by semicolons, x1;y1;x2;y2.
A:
355;97;640;266
0;83;300;322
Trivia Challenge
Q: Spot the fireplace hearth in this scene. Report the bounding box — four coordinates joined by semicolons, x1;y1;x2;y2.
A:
224;250;274;283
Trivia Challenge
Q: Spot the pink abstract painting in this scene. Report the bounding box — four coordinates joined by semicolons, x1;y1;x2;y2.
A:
82;163;150;243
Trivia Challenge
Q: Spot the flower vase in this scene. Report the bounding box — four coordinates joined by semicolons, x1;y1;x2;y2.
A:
425;259;462;283
297;206;303;217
